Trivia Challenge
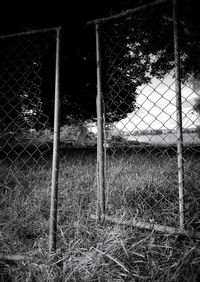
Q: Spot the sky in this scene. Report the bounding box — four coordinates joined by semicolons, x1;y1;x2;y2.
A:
116;72;200;132
0;0;106;35
1;0;200;134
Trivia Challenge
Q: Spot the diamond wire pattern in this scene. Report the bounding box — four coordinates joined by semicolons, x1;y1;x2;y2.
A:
100;14;200;231
0;30;56;194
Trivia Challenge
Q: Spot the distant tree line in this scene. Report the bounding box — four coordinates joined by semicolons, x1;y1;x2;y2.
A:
129;127;198;136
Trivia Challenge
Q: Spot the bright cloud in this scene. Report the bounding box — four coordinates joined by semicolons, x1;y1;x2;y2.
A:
116;73;200;132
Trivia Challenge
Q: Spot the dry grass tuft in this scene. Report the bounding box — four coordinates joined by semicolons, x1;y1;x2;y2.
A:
1;149;200;281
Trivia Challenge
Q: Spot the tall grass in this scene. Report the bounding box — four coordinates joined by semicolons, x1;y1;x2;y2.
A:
1;148;200;281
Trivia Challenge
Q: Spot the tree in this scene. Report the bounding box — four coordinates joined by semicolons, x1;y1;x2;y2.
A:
1;0;200;127
189;74;200;94
193;97;200;138
60;123;96;145
59;0;200;125
0;31;56;133
193;97;200;116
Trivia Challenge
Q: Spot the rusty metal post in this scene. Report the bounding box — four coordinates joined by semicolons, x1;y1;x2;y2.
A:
49;27;61;253
173;0;185;229
95;23;106;218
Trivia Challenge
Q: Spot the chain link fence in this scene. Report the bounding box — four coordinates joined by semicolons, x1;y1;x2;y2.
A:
0;28;60;252
93;0;200;235
0;28;57;168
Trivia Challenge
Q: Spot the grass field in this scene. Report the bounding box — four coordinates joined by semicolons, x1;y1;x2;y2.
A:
1;147;200;281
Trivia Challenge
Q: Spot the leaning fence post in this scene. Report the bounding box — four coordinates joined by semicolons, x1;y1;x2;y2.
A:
49;27;61;253
95;23;106;218
173;0;185;229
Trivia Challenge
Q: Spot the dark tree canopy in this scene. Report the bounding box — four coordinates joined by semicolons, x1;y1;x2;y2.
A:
1;0;200;127
94;0;200;123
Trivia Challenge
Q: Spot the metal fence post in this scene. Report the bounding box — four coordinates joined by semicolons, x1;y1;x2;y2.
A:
173;0;185;229
95;23;106;218
49;27;61;253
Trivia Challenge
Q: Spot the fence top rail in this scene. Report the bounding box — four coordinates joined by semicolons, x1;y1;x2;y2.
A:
0;26;62;40
87;0;171;25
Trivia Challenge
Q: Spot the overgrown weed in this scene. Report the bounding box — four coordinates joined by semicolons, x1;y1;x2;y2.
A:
1;149;200;281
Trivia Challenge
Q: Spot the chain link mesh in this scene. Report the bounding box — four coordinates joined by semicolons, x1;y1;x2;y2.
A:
0;29;57;198
99;4;200;232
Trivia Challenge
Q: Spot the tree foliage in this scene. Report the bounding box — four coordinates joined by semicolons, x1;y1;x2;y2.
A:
60;123;96;145
60;0;200;125
193;97;200;116
1;0;200;127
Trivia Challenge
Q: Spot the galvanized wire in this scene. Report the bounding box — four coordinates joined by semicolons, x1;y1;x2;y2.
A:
0;29;57;202
95;1;200;233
